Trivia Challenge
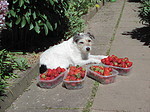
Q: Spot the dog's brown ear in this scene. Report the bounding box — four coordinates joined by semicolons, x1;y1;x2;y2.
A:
87;32;95;39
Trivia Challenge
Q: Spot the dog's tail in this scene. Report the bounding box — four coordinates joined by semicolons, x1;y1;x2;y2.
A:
39;64;47;74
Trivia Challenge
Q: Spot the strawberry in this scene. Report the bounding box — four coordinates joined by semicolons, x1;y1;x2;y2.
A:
101;55;133;68
56;67;62;73
126;61;133;67
90;65;112;76
117;59;122;63
89;65;117;84
39;67;66;81
45;77;51;80
64;66;86;87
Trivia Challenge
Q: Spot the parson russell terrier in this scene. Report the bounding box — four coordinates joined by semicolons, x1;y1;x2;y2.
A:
39;32;107;73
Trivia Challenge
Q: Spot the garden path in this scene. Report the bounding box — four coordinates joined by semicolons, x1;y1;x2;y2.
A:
6;0;150;112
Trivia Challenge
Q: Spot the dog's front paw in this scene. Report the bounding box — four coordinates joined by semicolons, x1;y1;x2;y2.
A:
89;59;101;64
100;55;108;59
96;55;108;60
90;55;108;60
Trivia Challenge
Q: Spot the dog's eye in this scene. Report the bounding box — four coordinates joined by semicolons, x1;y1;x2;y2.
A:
79;42;84;44
88;40;91;42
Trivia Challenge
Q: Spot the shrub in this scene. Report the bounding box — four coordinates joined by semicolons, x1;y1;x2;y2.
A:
65;0;100;38
6;0;68;35
1;0;69;51
1;0;101;51
139;0;150;26
0;49;30;96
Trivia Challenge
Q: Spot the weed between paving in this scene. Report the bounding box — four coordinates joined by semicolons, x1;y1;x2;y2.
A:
82;0;126;112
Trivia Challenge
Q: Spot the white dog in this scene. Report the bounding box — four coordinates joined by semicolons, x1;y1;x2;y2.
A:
39;32;107;73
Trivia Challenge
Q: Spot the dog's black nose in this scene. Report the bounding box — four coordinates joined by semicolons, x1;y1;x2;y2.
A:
86;47;90;51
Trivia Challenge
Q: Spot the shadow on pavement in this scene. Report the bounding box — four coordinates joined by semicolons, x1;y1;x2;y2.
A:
128;0;141;2
122;26;150;47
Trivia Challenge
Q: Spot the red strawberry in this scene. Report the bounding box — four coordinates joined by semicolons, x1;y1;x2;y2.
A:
101;59;105;63
56;67;62;73
40;74;46;79
39;67;66;80
45;77;51;80
126;61;133;67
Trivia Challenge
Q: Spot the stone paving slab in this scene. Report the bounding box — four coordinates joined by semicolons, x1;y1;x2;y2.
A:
5;0;150;112
0;63;39;112
6;108;83;112
6;78;94;112
5;1;122;112
92;1;150;112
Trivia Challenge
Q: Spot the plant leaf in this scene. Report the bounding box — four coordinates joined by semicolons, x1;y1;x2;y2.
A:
34;22;40;34
9;10;16;17
21;17;26;28
29;23;34;30
33;12;36;20
24;13;30;23
19;0;24;7
54;23;57;29
6;22;12;28
24;0;30;4
15;17;21;25
49;0;54;5
44;24;48;35
46;21;53;31
13;0;18;4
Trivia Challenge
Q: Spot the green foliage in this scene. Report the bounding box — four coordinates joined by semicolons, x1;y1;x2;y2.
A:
65;0;100;38
6;0;68;35
139;0;150;26
0;50;15;79
6;0;100;38
13;57;30;70
0;78;7;96
0;49;30;96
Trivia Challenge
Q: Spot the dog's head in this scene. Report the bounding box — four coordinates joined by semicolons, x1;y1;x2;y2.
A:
73;32;95;53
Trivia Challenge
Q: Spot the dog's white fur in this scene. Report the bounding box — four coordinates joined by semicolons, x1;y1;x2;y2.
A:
40;32;107;69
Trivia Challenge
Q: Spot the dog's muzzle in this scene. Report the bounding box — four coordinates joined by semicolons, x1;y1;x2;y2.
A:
86;47;91;51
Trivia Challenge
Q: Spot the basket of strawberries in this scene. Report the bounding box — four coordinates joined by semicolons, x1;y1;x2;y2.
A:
38;67;66;89
87;64;118;84
63;65;87;90
101;55;133;75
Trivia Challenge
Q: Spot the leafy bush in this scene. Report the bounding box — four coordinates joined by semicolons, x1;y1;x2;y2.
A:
1;0;101;51
1;0;69;51
0;49;30;96
0;49;16;79
0;50;14;95
6;0;68;35
139;0;150;26
65;0;100;38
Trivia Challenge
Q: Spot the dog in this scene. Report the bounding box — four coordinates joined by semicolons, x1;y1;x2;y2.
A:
39;32;107;73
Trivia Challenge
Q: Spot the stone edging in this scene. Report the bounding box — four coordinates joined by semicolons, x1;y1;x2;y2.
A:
0;63;39;112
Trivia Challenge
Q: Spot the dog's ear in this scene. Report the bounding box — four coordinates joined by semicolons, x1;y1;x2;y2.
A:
87;32;95;39
73;33;80;43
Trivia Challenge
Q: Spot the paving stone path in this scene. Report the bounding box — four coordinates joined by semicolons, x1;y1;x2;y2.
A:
5;0;150;112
